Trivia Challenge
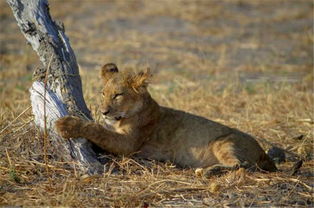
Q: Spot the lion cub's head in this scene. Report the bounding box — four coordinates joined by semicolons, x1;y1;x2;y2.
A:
100;63;151;125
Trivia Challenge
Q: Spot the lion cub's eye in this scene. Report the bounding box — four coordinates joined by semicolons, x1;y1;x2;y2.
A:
112;93;123;100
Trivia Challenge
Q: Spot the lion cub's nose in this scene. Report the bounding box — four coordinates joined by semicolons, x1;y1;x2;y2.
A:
102;109;110;115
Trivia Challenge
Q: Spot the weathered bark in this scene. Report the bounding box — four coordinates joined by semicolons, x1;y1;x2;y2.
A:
7;0;104;174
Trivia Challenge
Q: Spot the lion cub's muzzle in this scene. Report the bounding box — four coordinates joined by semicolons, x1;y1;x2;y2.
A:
101;107;122;120
102;108;123;121
103;115;122;121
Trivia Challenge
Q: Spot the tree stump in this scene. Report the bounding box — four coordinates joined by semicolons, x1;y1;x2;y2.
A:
6;0;104;174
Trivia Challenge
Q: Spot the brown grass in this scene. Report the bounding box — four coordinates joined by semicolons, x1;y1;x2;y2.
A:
0;0;313;207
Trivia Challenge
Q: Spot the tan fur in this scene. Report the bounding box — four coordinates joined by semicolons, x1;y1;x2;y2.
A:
55;64;277;173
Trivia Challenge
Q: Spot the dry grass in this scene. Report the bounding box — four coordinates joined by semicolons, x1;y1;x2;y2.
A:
0;0;313;207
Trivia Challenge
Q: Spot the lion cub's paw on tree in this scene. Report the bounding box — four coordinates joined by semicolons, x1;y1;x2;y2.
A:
55;116;84;139
55;63;277;176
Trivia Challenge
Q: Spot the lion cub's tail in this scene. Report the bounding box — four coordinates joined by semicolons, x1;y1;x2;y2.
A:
257;153;277;172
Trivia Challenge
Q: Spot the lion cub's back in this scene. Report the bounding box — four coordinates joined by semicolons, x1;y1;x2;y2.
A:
139;107;233;167
140;107;273;169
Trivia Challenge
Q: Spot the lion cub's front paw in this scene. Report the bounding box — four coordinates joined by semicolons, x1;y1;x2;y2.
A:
55;116;83;139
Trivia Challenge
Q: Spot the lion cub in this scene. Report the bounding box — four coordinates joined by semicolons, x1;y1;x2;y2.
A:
55;63;277;175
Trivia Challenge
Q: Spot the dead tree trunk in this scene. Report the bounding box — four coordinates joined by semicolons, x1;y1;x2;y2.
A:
6;0;104;174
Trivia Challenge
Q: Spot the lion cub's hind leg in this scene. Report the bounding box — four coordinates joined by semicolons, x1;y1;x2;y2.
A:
200;137;255;177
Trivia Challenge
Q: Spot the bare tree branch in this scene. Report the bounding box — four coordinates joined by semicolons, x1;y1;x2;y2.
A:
6;0;104;174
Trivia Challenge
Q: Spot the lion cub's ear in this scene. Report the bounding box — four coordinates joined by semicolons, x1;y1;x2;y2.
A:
100;63;119;82
131;68;152;93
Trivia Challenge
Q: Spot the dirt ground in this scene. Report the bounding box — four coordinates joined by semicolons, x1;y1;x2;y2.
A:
0;0;313;207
